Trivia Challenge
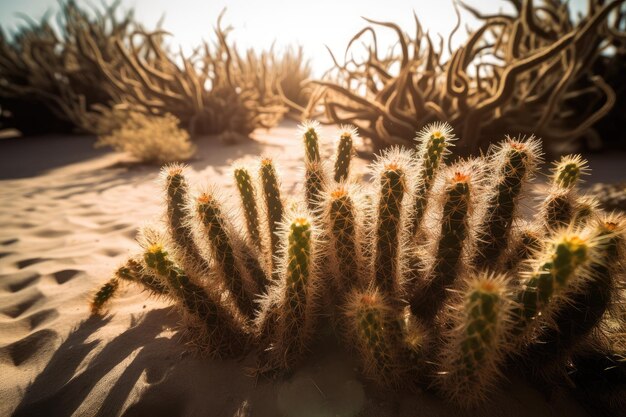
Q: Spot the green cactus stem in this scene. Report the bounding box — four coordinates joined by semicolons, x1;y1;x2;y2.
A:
327;186;361;296
143;243;247;357
473;140;537;267
302;121;321;163
345;288;404;386
334;128;354;182
438;274;511;408
512;233;593;338
196;192;256;318
411;172;471;321
91;277;119;315
234;167;262;252
411;123;454;236
305;160;327;212
552;155;588;190
163;165;210;273
523;218;623;375
269;216;318;369
374;163;406;298
116;257;170;296
260;158;284;271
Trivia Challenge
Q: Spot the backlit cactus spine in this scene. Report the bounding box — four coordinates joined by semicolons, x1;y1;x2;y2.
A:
301;121;327;211
437;273;512;408
91;277;119;315
262;212;320;369
512;231;597;341
473;138;541;268
334;126;356;183
540;155;589;230
141;235;247;357
324;185;363;298
411;123;455;236
259;157;284;271
195;191;257;318
523;216;624;376
372;149;413;299
411;167;474;321
162;164;210;274
344;288;405;386
234;167;262;252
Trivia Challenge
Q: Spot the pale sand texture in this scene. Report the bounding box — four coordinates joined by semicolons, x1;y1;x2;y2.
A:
0;121;595;417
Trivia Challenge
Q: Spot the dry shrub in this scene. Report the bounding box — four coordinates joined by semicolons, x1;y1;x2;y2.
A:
96;111;195;164
307;0;626;154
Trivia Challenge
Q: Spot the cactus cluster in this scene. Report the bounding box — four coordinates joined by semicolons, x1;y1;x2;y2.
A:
92;121;626;410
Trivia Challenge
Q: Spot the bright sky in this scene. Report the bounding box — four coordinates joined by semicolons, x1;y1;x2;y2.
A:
0;0;588;75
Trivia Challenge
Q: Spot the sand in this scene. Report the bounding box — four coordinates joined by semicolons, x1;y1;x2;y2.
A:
0;121;614;417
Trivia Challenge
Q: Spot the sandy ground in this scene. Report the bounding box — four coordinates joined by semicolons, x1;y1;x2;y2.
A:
0;121;621;417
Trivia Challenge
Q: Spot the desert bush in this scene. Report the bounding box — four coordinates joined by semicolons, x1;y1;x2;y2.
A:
307;0;626;154
0;4;310;138
95;111;194;164
0;1;138;134
92;120;626;411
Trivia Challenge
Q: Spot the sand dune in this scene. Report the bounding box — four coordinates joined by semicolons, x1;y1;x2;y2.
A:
0;122;598;416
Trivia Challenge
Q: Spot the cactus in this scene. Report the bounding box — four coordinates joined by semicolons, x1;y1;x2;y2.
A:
304;160;328;212
372;149;412;299
324;185;363;298
116;257;170;296
300;120;321;163
195;191;257;317
473;138;541;268
141;236;248;357
411;167;474;321
234;167;263;252
512;231;598;340
437;273;512;408
162;164;210;274
552;155;588;190
523;216;624;377
260;211;320;369
344;287;405;386
259;157;284;270
91;277;119;315
411;123;455;236
540;155;589;230
334;126;356;182
92;120;626;406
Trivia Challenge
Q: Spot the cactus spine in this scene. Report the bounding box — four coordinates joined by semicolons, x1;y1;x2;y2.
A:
437;273;512;408
345;288;403;386
301;120;321;163
523;216;623;375
512;232;595;339
411;123;454;236
304;160;327;211
91;277;119;315
196;192;257;317
264;214;319;369
234;167;262;252
473;139;539;267
162;164;210;274
143;241;247;357
325;186;362;297
374;158;407;298
411;170;472;321
259;158;283;270
116;257;170;296
541;155;588;230
334;126;355;182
